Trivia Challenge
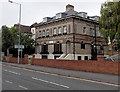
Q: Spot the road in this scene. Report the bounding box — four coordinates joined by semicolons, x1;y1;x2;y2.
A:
2;63;119;90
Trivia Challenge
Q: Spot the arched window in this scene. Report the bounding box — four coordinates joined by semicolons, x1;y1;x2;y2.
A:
40;43;49;54
39;30;41;38
63;26;67;34
53;41;63;54
81;41;85;49
46;29;49;37
58;27;62;35
42;30;45;37
83;27;86;34
53;28;57;36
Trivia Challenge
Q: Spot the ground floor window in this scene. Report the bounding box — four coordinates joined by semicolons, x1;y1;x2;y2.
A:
78;56;81;60
84;56;88;60
40;43;49;54
53;42;63;54
42;55;48;59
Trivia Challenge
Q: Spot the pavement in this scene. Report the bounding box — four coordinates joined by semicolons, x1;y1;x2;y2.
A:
2;62;120;90
2;62;119;85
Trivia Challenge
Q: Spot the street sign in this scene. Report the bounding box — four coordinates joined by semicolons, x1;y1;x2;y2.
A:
14;45;24;49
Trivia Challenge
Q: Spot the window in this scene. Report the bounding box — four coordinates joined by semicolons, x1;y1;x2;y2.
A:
78;56;81;60
53;28;57;35
39;30;41;37
100;45;104;50
84;56;88;60
40;43;49;54
83;27;86;34
42;30;45;37
63;26;67;34
53;42;63;54
46;29;49;37
90;28;93;36
58;27;62;35
81;41;85;49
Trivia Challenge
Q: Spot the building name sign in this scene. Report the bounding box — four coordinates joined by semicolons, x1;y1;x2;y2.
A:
49;41;53;43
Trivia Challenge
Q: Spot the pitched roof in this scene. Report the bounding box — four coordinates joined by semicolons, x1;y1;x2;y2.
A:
14;24;31;34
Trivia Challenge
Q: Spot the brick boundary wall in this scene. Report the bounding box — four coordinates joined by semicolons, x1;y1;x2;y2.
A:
31;58;120;75
4;54;28;64
3;54;120;75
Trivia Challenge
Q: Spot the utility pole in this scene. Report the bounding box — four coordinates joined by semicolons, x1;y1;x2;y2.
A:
8;0;21;63
73;18;75;60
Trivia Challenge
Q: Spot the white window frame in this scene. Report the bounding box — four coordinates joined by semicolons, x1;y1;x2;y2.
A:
53;28;57;35
63;26;67;34
58;27;62;34
42;30;46;37
46;29;49;36
39;30;41;37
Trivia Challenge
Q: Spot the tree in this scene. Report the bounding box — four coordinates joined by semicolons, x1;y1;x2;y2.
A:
100;1;120;52
2;25;35;56
2;25;13;56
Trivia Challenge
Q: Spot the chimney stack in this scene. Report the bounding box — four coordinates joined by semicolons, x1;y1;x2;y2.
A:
66;4;74;11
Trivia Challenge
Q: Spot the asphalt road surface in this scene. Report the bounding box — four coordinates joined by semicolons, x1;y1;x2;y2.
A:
2;63;119;90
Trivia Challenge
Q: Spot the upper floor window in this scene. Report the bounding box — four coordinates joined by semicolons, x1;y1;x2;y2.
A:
63;26;67;34
83;27;86;34
39;30;41;37
46;29;49;37
53;28;57;35
42;30;45;37
58;27;62;35
90;28;93;36
81;41;85;49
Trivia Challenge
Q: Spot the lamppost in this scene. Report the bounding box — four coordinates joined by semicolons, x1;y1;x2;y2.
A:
8;0;21;64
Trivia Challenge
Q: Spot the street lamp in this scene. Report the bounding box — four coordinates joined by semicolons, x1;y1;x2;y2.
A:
8;0;21;64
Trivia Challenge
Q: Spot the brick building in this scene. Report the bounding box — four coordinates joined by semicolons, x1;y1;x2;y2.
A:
31;4;108;60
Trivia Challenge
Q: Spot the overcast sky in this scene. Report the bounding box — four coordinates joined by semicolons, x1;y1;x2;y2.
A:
0;0;108;28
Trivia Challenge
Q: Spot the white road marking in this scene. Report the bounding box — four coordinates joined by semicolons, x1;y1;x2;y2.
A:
3;64;120;87
5;80;13;84
3;69;21;75
18;85;28;90
32;77;69;89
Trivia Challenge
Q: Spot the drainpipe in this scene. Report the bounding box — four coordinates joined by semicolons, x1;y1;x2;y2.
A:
73;18;75;60
94;24;97;60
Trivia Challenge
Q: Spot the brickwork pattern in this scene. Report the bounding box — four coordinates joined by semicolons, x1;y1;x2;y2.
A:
3;54;120;75
31;58;119;75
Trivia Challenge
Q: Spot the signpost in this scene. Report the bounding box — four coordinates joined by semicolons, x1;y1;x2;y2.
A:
14;45;24;59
